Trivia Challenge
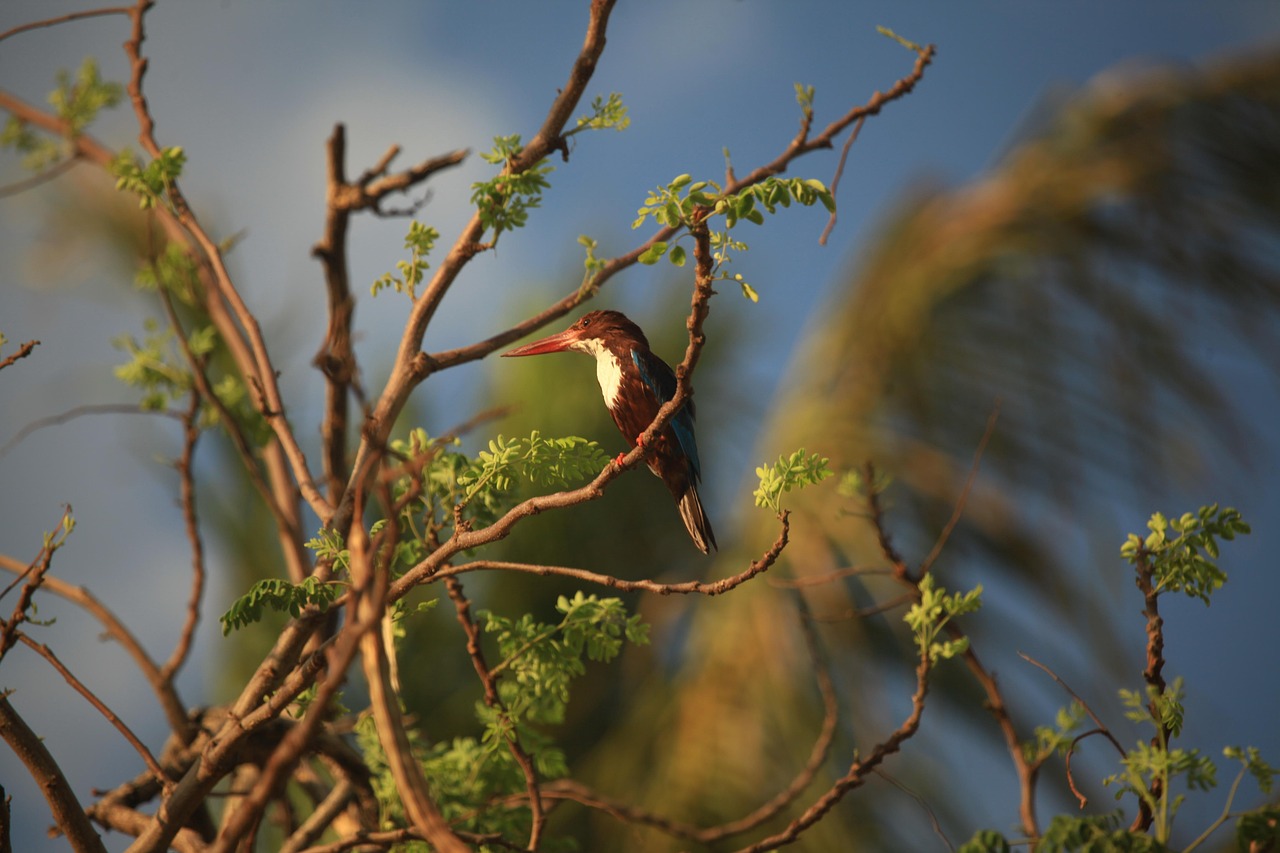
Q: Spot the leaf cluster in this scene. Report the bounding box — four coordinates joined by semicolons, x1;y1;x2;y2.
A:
219;576;343;635
633;173;833;301
372;220;439;299
904;573;981;661
483;591;649;726
471;134;554;240
1022;701;1086;764
112;249;260;435
975;508;1272;851
111;145;187;210
1121;504;1250;604
753;448;833;512
1;57;121;170
457;431;610;513
353;592;647;846
112;318;208;411
571;91;630;134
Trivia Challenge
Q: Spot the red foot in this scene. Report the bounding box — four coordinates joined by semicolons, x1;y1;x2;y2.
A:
613;451;627;466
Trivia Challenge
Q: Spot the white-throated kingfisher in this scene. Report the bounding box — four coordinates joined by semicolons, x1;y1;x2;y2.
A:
502;310;717;553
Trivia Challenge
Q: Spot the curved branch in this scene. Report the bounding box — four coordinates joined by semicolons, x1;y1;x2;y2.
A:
0;554;190;737
0;6;129;45
0;696;108;853
417;512;789;599
17;633;171;789
732;655;932;853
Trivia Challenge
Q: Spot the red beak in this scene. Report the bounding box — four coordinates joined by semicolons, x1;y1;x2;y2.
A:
502;327;580;357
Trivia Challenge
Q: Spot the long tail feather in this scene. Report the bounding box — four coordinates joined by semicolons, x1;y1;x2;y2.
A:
677;483;717;554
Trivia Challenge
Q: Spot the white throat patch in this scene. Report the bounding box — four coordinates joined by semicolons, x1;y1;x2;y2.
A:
571;338;622;408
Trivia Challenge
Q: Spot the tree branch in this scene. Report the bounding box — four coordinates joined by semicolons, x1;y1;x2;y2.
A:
445;578;546;849
17;633;172;790
0;554;190;737
0;6;129;45
0;695;108;853
418;512;788;598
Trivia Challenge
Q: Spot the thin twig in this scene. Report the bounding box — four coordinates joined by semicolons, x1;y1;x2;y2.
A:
533;598;839;846
1018;652;1124;756
767;563;891;588
17;633;172;790
0;6;129;44
732;655;932;853
818;114;865;246
0;696;108;853
0;402;183;459
0;553;190;736
0;339;39;372
809;591;915;623
159;391;205;683
0;157;81;197
408;513;789;600
0;506;71;660
874;769;953;852
695;596;841;843
918;399;1001;576
446;577;546;850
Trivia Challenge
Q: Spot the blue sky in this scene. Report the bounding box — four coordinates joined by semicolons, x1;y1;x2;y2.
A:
2;2;1279;849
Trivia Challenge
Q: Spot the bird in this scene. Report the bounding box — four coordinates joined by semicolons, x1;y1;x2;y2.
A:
502;310;717;553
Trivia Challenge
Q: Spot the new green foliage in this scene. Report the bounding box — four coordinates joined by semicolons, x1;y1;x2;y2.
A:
1121;504;1250;604
969;506;1272;851
355;591;648;845
632;172;834;302
219;576;342;635
753;448;832;511
112;145;187;210
904;573;981;661
1;57;121;171
471;134;554;241
372;220;440;299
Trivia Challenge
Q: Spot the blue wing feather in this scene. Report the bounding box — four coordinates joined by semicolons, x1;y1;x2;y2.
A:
631;349;702;481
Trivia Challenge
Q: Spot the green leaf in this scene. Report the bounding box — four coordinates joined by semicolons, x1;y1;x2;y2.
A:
876;25;923;54
219;576;343;635
1121;505;1249;605
638;242;668;265
753;448;832;511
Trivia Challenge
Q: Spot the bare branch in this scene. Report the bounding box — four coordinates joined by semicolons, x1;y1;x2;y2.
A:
0;6;129;45
0;339;39;372
158;391;205;683
17;633;171;790
0;506;71;661
350;494;468;853
917;399;1001;577
121;0;333;524
0;157;81;197
0;554;190;737
732;655;932;853
0;403;183;460
420;512;789;598
0;696;108;853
